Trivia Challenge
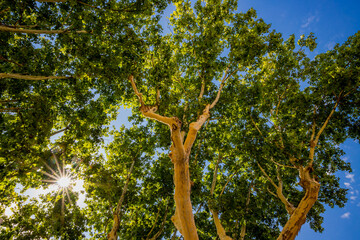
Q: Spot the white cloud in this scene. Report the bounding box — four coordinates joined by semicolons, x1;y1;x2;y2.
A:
344;182;352;189
350;196;357;201
326;41;335;50
301;16;316;28
341;212;351;219
345;173;355;183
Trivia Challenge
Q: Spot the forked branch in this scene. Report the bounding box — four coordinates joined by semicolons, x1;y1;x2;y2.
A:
309;93;342;165
209;153;233;240
183;105;210;156
149;203;169;240
257;162;295;215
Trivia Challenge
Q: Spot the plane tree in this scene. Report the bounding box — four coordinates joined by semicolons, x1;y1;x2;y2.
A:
1;0;359;240
117;0;359;239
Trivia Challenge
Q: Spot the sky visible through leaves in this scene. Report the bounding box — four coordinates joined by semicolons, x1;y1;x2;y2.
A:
3;1;359;239
228;1;360;239
159;0;360;239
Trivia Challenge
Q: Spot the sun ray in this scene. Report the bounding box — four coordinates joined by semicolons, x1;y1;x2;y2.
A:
40;170;59;180
39;148;87;216
42;179;59;183
65;188;73;206
53;153;63;178
43;161;61;179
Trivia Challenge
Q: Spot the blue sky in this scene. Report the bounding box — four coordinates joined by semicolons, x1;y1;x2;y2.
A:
157;0;360;239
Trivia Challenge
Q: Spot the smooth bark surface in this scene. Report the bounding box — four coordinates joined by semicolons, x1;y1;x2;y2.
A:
277;167;320;240
0;73;71;80
129;74;228;239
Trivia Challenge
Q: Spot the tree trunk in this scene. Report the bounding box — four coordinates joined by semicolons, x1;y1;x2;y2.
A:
172;158;198;240
277;167;320;240
129;74;227;240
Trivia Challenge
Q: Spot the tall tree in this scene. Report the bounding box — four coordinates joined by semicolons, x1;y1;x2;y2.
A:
1;0;359;239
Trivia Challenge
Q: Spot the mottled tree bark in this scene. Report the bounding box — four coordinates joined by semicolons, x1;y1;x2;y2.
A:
129;70;229;239
277;166;320;240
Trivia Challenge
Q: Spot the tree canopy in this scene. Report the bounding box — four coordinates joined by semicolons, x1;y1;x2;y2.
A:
1;0;359;239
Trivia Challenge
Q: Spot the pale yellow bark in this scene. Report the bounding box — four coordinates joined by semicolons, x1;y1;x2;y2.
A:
129;73;228;240
210;209;233;240
277;166;320;240
0;73;71;80
209;154;233;240
129;75;199;240
277;94;342;238
257;162;295;215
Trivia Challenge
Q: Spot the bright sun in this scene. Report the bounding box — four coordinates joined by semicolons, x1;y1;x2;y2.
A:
57;177;72;188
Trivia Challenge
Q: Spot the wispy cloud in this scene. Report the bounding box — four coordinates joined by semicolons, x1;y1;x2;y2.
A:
301;16;316;28
345;173;355;182
344;182;352;189
325;41;335;50
350;196;357;201
341;212;351;219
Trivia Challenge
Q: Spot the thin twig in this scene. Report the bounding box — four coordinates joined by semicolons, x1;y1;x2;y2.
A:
146;205;162;240
250;114;265;138
199;77;205;100
256;162;278;189
270;158;296;169
219;168;241;198
309;92;342;166
0;26;89;34
0;8;10;15
0;55;23;67
210;68;229;109
0;100;19;103
210;154;223;195
50;125;70;137
129;75;145;105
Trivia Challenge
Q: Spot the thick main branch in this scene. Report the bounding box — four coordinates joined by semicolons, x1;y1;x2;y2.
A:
129;75;197;240
0;73;71;80
278;167;320;240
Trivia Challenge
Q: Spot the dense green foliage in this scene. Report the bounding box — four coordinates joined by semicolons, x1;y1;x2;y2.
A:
1;0;359;239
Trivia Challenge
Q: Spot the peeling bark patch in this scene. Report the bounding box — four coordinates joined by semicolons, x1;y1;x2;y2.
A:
172;124;178;131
